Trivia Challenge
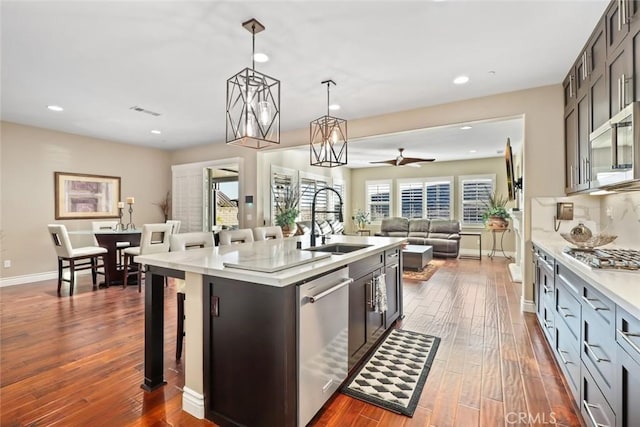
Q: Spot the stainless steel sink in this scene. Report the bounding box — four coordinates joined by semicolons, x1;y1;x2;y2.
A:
303;243;372;255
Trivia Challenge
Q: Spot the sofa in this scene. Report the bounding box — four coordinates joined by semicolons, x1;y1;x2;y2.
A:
376;217;461;258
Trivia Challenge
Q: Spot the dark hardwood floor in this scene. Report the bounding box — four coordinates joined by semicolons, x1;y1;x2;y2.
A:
0;258;582;426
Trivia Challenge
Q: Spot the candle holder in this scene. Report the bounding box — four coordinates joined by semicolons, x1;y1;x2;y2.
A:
114;207;126;231
125;202;136;230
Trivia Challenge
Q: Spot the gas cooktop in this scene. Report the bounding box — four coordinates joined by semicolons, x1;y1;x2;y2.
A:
563;247;640;271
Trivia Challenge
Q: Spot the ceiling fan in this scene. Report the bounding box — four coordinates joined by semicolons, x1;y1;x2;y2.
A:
369;148;435;167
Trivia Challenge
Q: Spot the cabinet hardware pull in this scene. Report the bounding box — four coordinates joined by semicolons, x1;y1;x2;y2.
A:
211;295;219;317
618;0;623;31
583;400;610;427
558;306;573;318
570;165;574;188
388;253;399;258
558;349;571;365
543;285;552;294
622;73;627;107
582;296;610;311
544;319;553;330
584;340;610;363
569;74;574;98
617;329;640;355
366;281;376;310
618;77;623;111
308;278;353;303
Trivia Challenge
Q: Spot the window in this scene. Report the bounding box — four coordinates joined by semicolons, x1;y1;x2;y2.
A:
271;170;295;225
332;181;344;213
460;175;495;227
366;180;391;221
399;182;423;218
299;177;328;221
425;179;452;219
397;177;453;220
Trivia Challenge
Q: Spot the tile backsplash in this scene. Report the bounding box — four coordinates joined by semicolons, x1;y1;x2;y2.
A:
531;192;640;249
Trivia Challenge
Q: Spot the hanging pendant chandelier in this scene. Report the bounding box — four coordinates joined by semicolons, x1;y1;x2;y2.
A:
226;18;280;148
310;80;347;167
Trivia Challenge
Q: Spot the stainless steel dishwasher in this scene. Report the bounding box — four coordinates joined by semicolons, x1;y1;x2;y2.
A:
297;267;351;426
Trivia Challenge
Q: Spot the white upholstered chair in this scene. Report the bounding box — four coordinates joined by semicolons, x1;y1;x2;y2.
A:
253;226;284;241
166;220;181;234
48;224;107;296
218;228;254;246
92;220;130;265
122;223;172;292
170;231;214;360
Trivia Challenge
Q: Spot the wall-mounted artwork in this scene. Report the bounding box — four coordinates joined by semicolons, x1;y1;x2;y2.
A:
54;172;121;219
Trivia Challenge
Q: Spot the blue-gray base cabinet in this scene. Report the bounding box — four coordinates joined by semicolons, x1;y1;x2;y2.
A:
532;243;640;427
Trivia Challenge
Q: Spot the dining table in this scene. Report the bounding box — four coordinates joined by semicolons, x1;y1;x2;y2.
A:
94;229;141;286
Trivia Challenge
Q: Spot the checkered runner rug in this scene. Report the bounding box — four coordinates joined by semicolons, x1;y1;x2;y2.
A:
341;329;440;417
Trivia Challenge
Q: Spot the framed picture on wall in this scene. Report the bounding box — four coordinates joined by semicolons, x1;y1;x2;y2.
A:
54;172;121;219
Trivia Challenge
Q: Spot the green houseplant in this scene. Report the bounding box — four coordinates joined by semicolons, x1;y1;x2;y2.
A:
482;192;510;229
273;184;300;236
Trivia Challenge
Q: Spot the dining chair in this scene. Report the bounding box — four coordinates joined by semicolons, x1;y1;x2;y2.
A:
252;226;284;241
218;228;254;245
122;223;172;292
92;220;130;266
48;224;108;296
170;231;214;360
166;220;181;234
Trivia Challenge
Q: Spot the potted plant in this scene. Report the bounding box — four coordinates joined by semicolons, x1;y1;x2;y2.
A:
352;209;371;230
273;184;300;237
482;192;511;229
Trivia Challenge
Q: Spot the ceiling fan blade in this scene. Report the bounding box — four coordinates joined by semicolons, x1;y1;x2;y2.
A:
399;157;435;165
369;159;397;165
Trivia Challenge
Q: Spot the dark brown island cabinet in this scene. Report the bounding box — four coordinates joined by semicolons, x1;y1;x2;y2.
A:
201;247;403;427
532;243;640;427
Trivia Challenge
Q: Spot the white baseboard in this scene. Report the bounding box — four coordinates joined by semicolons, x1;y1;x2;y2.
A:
182;386;205;419
0;271;58;287
0;269;93;287
521;297;536;313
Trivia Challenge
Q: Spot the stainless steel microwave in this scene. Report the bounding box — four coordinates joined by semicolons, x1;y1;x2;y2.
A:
589;101;640;191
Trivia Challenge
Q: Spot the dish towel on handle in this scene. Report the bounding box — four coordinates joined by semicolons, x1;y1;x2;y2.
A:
374;273;387;313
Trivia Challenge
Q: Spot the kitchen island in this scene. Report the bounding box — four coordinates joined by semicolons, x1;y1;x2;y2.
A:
135;234;405;426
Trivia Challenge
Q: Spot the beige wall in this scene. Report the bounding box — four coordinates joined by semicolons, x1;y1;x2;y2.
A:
350;156;516;253
0;122;172;280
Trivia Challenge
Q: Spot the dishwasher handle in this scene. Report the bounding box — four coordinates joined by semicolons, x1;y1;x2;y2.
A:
308;278;353;303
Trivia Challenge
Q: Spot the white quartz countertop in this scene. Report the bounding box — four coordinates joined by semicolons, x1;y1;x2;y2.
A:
135;235;405;287
532;232;640;320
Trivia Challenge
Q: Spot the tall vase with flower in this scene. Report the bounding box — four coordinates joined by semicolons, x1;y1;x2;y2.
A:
273;184;300;237
352;209;371;231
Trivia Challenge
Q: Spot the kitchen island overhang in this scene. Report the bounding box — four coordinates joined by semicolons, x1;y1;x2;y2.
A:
135;235;406;423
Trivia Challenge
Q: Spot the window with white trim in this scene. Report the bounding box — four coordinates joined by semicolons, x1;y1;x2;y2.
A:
397;177;453;220
271;170;295;225
332;181;344;214
459;175;495;227
366;180;391;221
299;177;328;221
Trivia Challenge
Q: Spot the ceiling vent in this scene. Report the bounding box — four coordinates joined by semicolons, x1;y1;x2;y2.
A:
129;106;161;117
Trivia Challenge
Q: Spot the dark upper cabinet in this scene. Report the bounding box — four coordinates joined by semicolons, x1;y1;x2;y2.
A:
565;108;579;191
589;20;609;130
606;0;631;55
564;68;577;115
608;41;633;117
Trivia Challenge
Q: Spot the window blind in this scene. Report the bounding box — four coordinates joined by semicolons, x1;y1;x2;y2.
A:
399;182;423;218
425;181;452;219
461;178;493;226
367;181;391;221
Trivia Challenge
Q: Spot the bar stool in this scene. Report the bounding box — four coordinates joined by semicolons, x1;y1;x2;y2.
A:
122;223;172;292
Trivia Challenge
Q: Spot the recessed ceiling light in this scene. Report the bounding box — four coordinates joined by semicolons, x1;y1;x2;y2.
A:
469;149;477;153
150;130;162;135
253;52;269;63
329;104;341;111
453;75;469;85
47;105;64;112
460;125;472;130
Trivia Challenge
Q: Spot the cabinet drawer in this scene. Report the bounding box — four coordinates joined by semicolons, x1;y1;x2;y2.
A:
385;248;400;266
582;306;616;396
555;277;581;344
555;316;581;402
350;253;384;279
581;283;615;329
616;306;640;365
581;362;615;427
